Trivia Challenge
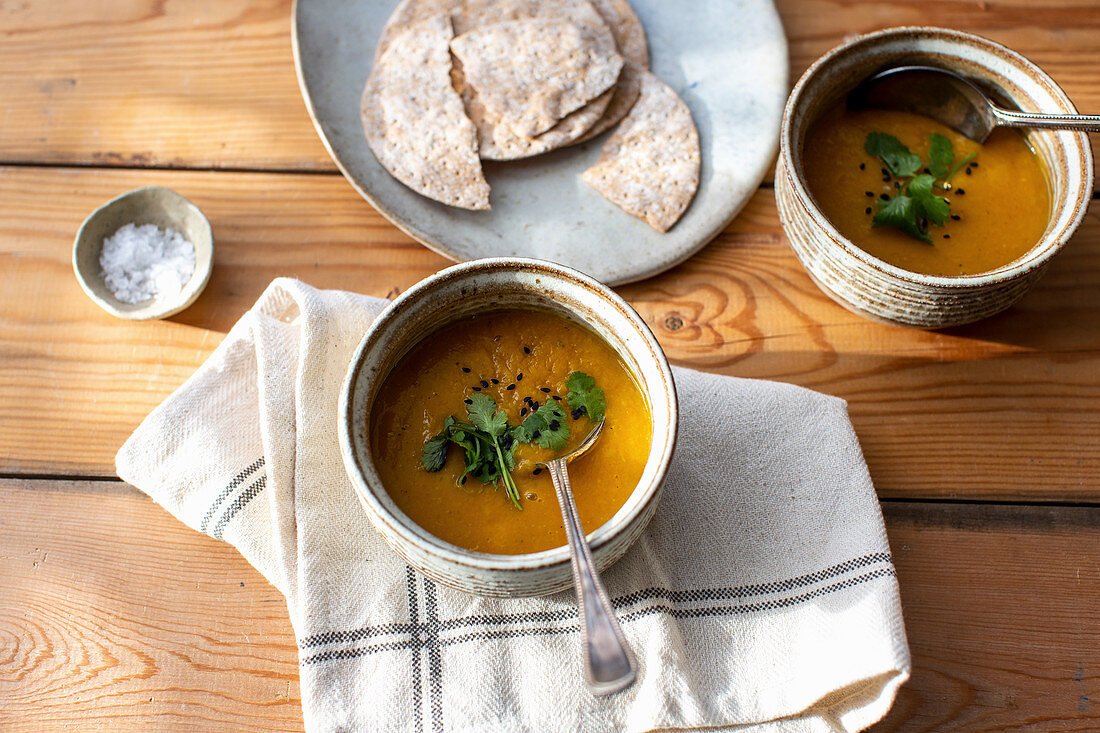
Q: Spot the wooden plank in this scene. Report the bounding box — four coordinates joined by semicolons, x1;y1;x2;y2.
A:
1;165;1097;500
3;480;1099;730
873;500;1100;731
0;0;331;170
2;0;1100;178
0;480;303;731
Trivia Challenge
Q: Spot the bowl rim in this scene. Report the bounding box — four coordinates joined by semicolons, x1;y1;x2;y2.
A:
72;185;214;320
779;25;1094;289
338;257;678;575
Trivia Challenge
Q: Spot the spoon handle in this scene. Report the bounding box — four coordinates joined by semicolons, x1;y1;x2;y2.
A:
993;106;1100;133
544;458;637;696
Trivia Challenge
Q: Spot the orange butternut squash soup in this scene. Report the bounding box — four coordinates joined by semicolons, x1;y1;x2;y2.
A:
803;104;1051;276
369;308;652;555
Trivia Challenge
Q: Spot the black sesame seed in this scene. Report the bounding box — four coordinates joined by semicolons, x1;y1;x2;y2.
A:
491;378;499;384
531;429;541;440
551;395;562;401
970;161;978;167
523;346;531;354
506;383;516;390
893;181;901;189
943;234;951;239
540;387;551;393
965;167;972;175
548;420;560;431
464;398;472;404
950;214;961;221
531;401;540;411
923;168;931;175
520;407;528;416
461;366;471;373
865;207;872;215
571;406;587;419
473;386;481;392
480;380;489;387
955;188;965;195
881;167;889;176
882;175;891;182
880;193;890;201
516;373;523;381
859;162;866;170
533;467;542;476
865;191;874;197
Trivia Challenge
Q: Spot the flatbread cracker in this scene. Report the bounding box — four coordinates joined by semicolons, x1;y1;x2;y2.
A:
378;0;618;159
574;0;648;142
587;0;647;67
450;18;623;139
464;82;615;161
361;15;490;211
582;71;700;232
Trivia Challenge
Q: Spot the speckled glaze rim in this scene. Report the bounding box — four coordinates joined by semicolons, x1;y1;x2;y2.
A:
72;185;214;320
338;258;678;596
778;27;1093;294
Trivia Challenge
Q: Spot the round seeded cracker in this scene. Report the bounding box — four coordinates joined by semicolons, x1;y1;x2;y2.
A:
361;15;490;210
449;18;623;140
376;0;621;160
581;70;700;232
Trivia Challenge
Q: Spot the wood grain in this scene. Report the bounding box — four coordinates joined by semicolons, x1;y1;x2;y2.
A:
0;479;302;731
1;0;1099;180
873;501;1100;731
1;166;1096;501
4;479;1099;730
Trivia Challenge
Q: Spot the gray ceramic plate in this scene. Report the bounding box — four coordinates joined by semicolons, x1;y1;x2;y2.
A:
292;0;788;285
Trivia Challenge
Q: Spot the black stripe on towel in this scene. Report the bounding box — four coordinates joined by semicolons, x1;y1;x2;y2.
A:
200;457;264;533
211;474;266;540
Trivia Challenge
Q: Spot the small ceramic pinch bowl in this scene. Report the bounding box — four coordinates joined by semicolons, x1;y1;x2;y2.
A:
73;185;214;320
339;258;678;597
776;27;1093;328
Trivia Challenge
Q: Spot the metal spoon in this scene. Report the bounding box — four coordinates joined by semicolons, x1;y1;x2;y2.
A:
538;418;637;696
848;65;1100;142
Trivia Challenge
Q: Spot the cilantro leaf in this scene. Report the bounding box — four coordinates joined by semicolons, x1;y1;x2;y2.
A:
420;416;456;472
466;393;507;437
565;371;606;422
864;132;921;178
515;402;570;450
908;174;950;227
928;134;954;180
872;194;931;244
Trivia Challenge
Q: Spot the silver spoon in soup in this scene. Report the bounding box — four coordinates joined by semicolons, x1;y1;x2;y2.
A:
849;65;1100;142
537;418;637;696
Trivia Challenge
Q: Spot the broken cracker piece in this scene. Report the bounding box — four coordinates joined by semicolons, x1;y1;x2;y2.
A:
582;71;700;232
450;18;623;139
361;15;490;210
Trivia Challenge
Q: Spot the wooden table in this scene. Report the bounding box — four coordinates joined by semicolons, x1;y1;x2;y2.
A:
1;1;1098;729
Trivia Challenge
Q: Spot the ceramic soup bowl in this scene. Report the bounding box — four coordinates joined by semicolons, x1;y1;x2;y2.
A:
776;26;1093;328
338;258;677;597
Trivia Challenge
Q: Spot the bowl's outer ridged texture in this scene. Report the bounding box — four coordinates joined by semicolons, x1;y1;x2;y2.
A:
338;258;678;597
72;185;214;320
777;27;1093;329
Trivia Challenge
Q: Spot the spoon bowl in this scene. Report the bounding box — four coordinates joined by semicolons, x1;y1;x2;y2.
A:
538;419;637;696
850;65;1100;142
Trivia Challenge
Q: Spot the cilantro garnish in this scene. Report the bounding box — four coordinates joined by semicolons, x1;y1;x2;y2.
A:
514;401;570;450
565;371;605;422
863;132;974;244
419;372;607;509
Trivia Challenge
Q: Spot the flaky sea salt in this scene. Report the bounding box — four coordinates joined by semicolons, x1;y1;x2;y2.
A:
100;223;196;305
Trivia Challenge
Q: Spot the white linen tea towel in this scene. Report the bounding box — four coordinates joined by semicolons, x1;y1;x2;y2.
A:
117;278;910;733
